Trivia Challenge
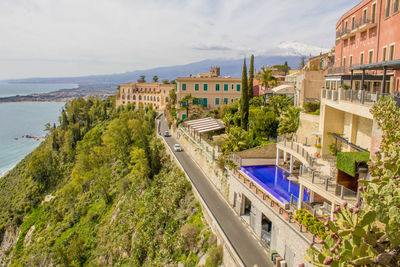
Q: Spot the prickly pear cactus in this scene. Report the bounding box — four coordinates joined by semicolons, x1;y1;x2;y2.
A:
306;98;400;266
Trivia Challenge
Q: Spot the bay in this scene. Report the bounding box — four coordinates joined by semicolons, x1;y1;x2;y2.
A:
0;102;65;177
0;82;78;98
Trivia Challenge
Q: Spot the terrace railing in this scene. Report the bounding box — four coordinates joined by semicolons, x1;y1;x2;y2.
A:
277;136;315;168
322;88;394;106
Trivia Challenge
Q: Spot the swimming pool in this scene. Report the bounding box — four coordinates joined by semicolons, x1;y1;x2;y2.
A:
240;165;309;204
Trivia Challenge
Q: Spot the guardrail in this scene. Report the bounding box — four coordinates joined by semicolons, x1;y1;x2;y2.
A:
322;89;394;105
277;136;315;167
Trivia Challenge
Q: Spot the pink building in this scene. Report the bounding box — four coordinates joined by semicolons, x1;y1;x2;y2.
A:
327;0;400;93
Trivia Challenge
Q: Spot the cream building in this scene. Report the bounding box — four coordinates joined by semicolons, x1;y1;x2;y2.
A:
116;82;175;110
175;67;242;119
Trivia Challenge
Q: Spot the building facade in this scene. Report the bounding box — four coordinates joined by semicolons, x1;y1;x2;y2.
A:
329;0;400;92
176;68;242;119
115;82;175;110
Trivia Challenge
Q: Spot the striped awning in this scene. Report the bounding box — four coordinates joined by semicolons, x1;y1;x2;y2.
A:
182;117;225;133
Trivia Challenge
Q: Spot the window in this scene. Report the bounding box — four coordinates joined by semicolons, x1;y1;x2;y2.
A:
344;20;348;31
395;0;399;13
195;84;199;91
216;84;220;91
389;44;395;60
386;0;392;17
133;95;136;100
343;57;346;68
351;16;356;30
368;50;374;64
231;84;234;90
236;84;241;91
139;95;142;100
182;114;187;120
215;98;220;105
203;84;208;91
349;55;353;67
360;52;365;65
363;8;368;24
223;98;228;104
202;98;208;107
372;3;377;22
182;83;186;91
224;84;228;91
382;46;387;61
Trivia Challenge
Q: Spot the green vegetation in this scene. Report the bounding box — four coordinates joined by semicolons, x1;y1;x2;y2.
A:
0;97;217;266
295;209;328;239
257;67;278;89
336;152;370;177
248;54;254;99
303;101;320;114
277;106;301;136
241;57;249;131
307;98;400;266
273;61;290;75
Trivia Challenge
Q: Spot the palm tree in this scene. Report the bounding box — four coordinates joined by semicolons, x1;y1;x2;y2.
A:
258;67;278;89
221;127;250;154
178;94;201;119
153;75;159;82
138;75;146;83
278;106;301;136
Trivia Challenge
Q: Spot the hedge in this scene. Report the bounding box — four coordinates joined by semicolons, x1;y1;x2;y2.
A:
336;151;370;177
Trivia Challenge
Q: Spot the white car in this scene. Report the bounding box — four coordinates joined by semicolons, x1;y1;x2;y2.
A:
173;144;182;152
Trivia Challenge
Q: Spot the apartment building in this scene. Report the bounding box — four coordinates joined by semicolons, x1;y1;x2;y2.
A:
115;82;174;110
294;52;334;106
328;0;400;92
175;67;242;119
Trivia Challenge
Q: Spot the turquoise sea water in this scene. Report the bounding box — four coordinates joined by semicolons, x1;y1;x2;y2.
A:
0;83;73;177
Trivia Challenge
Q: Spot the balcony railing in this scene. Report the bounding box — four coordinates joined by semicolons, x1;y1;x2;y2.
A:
337;17;376;39
322;88;394;106
277;136;315;167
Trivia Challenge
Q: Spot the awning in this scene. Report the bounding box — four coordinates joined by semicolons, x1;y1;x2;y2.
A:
350;59;400;71
271;84;295;95
182;117;225;133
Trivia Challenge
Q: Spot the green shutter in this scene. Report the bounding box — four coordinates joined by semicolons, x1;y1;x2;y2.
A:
216;84;220;91
182;84;186;91
215;98;220;105
182;114;187;120
203;98;208;108
195;84;199;91
224;98;228;104
224;84;228;91
236;84;241;91
203;84;208;91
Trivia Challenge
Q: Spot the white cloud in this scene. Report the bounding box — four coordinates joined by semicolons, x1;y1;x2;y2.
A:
0;0;359;79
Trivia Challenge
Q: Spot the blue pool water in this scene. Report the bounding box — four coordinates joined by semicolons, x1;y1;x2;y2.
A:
241;165;309;204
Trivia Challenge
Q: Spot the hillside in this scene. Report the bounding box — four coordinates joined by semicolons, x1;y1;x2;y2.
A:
5;55;301;85
0;99;220;266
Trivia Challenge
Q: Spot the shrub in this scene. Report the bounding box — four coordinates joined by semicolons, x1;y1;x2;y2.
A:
206;245;223;267
180;223;200;251
303;102;320;113
295;209;328;239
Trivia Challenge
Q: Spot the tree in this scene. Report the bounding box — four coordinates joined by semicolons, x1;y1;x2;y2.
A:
178;94;200;119
269;95;292;116
248;54;254;99
162;79;170;84
240;57;249;131
282;61;290;75
221;127;251;155
299;55;306;69
307;97;400;266
152;75;159;82
258;67;278;89
138;75;146;83
277;106;301;136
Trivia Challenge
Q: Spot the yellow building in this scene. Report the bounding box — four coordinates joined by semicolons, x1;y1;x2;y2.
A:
175;67;242;119
116;82;175;110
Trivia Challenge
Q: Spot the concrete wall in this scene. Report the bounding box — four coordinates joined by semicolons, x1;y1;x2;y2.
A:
320;104;345;155
296;112;320;145
174;128;311;267
355;116;373;150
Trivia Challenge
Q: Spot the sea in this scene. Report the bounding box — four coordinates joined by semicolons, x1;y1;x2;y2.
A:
0;83;77;177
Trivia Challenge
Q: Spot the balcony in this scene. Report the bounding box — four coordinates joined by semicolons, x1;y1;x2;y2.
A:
337;17;377;40
321;88;393;107
327;66;349;75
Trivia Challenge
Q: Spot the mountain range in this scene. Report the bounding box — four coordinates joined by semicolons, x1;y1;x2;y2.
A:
5;55;302;86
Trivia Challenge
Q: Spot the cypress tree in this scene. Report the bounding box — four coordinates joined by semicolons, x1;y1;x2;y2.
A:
241;57;249;131
248;54;254;99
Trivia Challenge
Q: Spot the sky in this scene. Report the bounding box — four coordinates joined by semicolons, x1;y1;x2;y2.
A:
0;0;360;80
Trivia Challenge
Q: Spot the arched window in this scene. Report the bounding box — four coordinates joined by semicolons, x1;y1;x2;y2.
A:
166;97;169;102
122;88;125;93
122;94;125;99
133;95;136;100
157;97;159;102
150;96;153;101
139;95;142;100
127;95;130;100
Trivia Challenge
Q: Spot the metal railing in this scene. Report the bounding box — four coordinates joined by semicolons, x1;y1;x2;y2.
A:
277;136;315;167
322;89;394;106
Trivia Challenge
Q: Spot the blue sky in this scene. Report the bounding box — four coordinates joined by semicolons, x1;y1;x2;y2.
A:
0;0;360;79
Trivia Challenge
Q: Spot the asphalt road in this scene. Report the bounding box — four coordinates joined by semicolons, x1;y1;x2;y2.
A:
159;116;272;267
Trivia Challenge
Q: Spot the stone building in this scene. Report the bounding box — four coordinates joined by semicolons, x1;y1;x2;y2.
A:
115;82;175;110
